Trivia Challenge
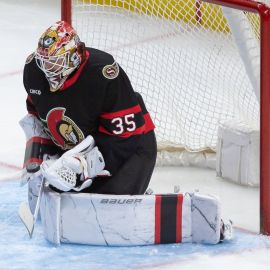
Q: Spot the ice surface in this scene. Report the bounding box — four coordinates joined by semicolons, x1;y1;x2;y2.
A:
1;180;270;270
0;0;269;269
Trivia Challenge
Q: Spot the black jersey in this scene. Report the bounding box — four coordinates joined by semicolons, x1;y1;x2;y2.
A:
23;48;155;174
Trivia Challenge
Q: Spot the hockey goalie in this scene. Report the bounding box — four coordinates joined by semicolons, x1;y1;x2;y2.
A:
19;21;232;246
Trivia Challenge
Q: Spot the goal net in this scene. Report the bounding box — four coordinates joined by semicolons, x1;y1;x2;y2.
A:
69;0;262;154
62;0;270;234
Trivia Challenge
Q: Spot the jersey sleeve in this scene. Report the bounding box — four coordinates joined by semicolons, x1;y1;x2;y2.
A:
23;56;39;117
95;65;155;175
22;96;61;168
22;59;61;167
26;95;38;116
20;112;61;168
98;65;154;137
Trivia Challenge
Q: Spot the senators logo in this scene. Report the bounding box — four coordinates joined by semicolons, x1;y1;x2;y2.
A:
102;62;119;80
42;107;84;150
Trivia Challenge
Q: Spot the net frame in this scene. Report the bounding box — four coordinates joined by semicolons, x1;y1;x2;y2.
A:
61;0;270;235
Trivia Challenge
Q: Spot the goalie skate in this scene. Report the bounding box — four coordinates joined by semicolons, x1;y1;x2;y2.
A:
220;219;233;242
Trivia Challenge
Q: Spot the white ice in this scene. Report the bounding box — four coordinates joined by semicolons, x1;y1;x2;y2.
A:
0;1;269;270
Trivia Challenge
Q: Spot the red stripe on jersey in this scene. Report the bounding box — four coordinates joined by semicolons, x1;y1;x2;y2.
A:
27;95;38;116
98;125;145;138
100;105;142;120
23;158;43;168
27;95;33;103
28;111;38;117
26;136;54;147
176;194;183;243
144;113;155;133
60;50;90;91
155;195;162;244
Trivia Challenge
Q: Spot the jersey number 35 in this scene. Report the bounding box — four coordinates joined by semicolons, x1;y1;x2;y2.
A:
111;114;136;135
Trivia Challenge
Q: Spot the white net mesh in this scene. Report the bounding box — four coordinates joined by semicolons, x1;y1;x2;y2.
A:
71;0;261;152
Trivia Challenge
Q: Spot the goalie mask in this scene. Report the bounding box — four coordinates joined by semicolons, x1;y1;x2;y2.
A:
35;21;85;92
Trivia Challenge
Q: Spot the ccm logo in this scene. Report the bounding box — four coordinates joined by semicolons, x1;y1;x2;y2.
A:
30;89;41;95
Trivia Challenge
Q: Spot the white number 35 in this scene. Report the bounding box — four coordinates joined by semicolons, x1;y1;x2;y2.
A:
111;113;136;135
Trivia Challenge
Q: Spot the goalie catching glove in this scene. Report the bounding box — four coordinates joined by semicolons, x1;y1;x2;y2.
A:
40;136;110;192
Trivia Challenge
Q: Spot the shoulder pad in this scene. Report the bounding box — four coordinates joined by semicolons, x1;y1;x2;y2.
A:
25;52;35;64
102;61;119;80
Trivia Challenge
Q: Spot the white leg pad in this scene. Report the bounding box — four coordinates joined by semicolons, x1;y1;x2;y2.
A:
191;193;221;244
39;189;223;246
40;186;61;245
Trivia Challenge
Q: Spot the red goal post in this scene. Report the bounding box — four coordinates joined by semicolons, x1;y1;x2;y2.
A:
61;0;71;24
61;0;270;235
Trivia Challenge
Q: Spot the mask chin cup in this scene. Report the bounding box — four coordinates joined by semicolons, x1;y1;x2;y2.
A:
47;75;67;92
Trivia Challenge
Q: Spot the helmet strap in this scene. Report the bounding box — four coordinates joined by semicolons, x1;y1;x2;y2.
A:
77;42;86;63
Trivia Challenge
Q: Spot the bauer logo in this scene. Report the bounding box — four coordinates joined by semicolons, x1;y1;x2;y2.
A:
30;89;42;95
100;198;142;204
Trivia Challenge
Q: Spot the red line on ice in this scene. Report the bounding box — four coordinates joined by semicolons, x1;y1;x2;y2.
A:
0;30;178;80
0;70;22;79
0;161;21;171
